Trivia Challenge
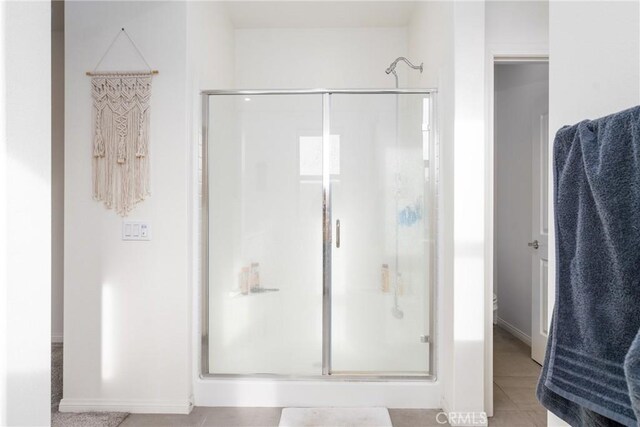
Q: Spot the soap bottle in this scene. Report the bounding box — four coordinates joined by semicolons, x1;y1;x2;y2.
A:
239;266;249;295
381;264;390;293
250;262;260;291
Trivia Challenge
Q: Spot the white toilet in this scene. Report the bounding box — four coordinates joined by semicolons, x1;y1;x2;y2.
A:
493;293;498;324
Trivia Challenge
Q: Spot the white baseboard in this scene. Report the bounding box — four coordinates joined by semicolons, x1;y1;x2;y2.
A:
51;333;63;343
496;317;531;346
58;397;194;414
440;397;450;414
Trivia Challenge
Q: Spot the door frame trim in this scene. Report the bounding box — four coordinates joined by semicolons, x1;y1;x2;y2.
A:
200;89;438;381
486;51;549;416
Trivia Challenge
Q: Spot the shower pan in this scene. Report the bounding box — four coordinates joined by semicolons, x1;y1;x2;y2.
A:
201;89;438;381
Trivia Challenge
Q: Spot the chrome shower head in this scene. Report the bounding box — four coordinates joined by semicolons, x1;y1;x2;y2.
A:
385;57;424;75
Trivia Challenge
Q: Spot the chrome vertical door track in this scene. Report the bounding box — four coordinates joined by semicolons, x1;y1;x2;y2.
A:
201;93;210;377
322;93;332;375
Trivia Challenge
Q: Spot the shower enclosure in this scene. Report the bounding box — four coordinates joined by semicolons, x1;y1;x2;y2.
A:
201;89;437;379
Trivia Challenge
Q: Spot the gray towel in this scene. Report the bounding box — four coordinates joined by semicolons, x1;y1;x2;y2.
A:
537;106;640;426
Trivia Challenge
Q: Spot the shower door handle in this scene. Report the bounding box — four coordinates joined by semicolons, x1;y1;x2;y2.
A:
336;219;341;248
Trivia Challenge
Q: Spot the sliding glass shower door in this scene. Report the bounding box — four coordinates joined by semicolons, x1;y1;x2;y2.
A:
205;94;324;375
204;90;436;378
329;94;434;375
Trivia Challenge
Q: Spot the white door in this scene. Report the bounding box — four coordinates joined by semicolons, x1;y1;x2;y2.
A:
531;113;549;364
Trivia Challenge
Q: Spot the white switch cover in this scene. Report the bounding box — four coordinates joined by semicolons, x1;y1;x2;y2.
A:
122;221;151;241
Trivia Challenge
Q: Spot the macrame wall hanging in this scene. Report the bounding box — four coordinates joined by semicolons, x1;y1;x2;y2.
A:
87;28;158;216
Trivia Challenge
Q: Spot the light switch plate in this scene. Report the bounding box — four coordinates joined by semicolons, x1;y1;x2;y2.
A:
122;221;151;241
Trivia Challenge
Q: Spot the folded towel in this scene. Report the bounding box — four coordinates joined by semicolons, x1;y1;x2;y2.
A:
537;106;640;426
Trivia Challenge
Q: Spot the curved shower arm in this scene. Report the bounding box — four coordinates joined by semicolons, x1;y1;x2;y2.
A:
385;57;424;75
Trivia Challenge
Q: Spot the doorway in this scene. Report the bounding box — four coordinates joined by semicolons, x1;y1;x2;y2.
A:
492;61;549;419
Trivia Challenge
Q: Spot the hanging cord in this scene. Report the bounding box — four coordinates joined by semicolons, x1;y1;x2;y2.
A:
90;28;155;75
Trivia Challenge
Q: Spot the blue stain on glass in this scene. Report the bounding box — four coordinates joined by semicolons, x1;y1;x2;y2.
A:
398;202;423;227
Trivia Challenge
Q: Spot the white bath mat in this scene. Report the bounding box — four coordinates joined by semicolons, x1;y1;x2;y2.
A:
279;407;392;427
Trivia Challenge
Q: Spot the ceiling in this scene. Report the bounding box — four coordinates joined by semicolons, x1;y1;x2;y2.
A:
224;1;419;29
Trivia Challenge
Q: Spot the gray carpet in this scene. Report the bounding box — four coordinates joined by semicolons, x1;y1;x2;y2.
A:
52;411;129;427
51;343;63;411
51;343;129;427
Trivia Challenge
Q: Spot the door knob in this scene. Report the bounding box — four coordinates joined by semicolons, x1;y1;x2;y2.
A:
528;240;539;250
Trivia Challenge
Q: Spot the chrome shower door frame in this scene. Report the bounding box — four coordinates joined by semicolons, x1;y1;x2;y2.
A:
201;88;438;381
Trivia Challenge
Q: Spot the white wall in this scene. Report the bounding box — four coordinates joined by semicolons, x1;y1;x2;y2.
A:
549;1;639;132
62;1;192;414
235;27;408;89
451;1;487;416
185;0;236;401
486;1;549;49
52;14;65;344
547;2;639;426
494;63;548;339
0;1;52;425
187;2;235;93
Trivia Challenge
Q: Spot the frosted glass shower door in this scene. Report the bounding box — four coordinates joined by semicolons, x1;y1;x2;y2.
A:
329;94;434;375
206;94;324;375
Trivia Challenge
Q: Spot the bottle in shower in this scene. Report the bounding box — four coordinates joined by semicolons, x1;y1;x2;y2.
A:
239;267;249;295
250;262;260;291
381;264;390;293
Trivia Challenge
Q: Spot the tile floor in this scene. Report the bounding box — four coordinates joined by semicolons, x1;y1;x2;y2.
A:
491;326;546;426
117;326;546;426
118;408;451;427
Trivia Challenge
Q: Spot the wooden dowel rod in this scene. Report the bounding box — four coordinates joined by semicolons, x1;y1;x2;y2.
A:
86;70;159;76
